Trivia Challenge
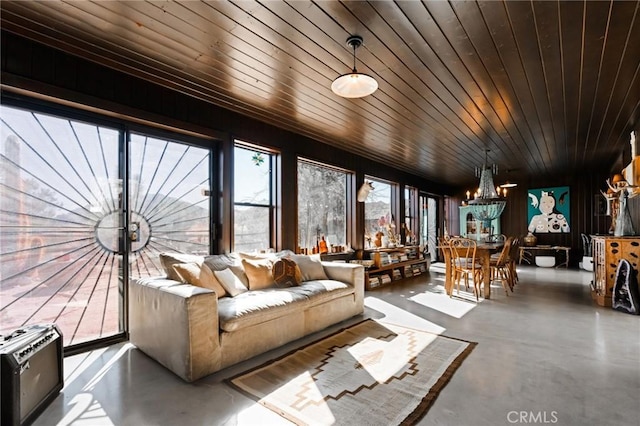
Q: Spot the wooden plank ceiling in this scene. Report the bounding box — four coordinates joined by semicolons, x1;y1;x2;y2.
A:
1;0;639;188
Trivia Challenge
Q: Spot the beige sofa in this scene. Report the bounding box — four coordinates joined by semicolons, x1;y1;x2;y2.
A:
129;252;364;382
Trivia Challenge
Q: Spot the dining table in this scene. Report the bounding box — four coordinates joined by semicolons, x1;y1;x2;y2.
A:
439;241;504;299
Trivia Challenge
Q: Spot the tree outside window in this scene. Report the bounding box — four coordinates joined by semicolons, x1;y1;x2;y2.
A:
234;144;274;251
297;160;348;252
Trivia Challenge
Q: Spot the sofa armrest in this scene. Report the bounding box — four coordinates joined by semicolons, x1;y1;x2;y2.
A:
129;277;221;382
321;262;365;310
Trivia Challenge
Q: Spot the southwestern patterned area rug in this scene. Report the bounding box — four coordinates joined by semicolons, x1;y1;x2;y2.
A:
228;319;476;425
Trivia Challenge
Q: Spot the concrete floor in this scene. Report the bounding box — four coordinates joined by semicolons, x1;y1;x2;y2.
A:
33;265;639;426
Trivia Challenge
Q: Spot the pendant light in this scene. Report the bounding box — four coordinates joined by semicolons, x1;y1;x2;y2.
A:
499;168;518;189
468;150;506;235
331;35;378;98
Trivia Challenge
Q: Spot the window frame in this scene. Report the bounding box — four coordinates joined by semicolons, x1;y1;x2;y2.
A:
296;157;354;252
232;140;279;252
363;175;399;248
404;185;419;245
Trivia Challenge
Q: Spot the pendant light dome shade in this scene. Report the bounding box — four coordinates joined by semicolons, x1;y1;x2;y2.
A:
331;35;378;98
331;72;378;98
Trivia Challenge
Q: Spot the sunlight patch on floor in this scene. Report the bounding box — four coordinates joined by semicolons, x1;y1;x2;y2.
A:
429;262;446;273
57;393;115;426
409;290;479;319
63;347;110;388
58;344;135;426
347;329;437;382
235;401;294;425
364;297;445;334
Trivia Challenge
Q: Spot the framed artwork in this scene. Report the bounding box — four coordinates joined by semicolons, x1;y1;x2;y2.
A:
527;186;570;233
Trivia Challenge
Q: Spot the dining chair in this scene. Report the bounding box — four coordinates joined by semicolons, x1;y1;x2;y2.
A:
489;236;514;295
449;237;483;300
438;235;451;262
437;235;451;262
507;236;521;289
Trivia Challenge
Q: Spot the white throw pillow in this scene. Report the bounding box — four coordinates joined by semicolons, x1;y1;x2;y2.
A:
287;254;328;281
213;268;249;297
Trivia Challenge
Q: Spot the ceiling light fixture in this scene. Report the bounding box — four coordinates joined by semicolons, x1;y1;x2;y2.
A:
468;150;506;235
331;35;378;98
499;169;518;188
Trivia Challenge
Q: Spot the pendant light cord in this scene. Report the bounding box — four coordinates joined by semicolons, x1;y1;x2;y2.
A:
352;42;357;73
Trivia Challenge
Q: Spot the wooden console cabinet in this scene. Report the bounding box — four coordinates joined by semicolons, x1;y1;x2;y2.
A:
361;246;430;290
591;235;640;307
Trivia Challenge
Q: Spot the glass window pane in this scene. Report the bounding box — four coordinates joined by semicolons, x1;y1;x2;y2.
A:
129;132;211;279
233;143;274;251
364;178;394;248
234;205;270;251
404;186;417;245
297;161;347;252
234;146;270;204
0;105;121;346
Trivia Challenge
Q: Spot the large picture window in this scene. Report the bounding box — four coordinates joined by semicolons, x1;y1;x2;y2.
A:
233;143;275;252
297;160;349;253
364;177;396;248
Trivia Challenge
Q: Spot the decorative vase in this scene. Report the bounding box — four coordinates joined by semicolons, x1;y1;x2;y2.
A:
523;232;537;247
374;231;383;247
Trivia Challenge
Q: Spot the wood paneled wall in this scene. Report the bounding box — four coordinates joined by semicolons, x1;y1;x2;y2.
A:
486;170;639;266
499;171;611;262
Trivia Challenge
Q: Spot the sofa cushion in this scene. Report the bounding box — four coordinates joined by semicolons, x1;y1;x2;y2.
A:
287;254;328;281
242;258;276;290
204;253;239;271
272;258;302;288
160;252;204;281
239;250;295;261
135;276;188;290
172;262;228;299
213;268;248;297
238;252;275;261
286;280;354;305
218;289;310;332
229;265;250;287
217;280;353;332
204;254;249;287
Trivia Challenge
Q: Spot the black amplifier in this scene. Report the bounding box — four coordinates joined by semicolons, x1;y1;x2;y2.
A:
1;323;64;426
